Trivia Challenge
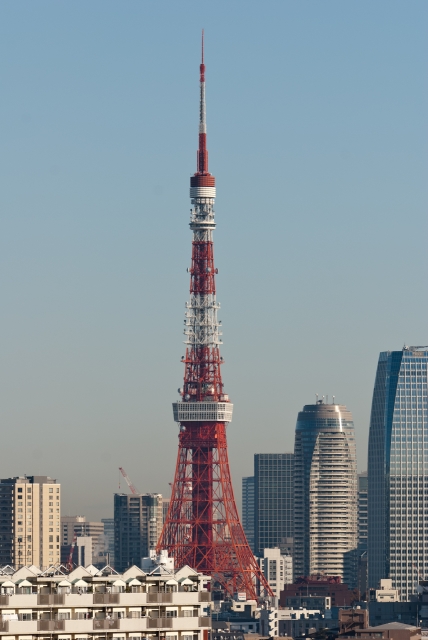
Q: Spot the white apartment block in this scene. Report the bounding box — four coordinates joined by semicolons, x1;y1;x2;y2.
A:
0;557;211;640
0;476;61;570
258;548;292;598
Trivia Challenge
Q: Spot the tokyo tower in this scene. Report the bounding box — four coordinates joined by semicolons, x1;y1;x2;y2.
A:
157;33;273;600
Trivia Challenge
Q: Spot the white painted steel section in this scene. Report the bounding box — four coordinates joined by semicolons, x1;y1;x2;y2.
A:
184;197;221;353
190;186;216;199
173;401;233;423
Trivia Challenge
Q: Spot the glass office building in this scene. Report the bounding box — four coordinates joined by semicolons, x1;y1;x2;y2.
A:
254;453;294;557
294;401;357;582
242;476;255;552
368;347;428;600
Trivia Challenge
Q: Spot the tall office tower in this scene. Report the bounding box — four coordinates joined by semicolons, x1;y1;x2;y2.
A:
294;401;357;581
242;476;255;552
368;347;428;601
358;473;368;550
157;33;272;599
357;472;368;597
254;454;294;557
114;493;163;572
0;476;60;569
61;515;104;549
101;518;115;566
162;498;170;524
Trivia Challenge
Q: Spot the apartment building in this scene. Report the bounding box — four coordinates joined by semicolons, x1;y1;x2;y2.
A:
0;476;60;569
0;555;211;640
114;494;163;572
61;517;104;550
258;547;293;598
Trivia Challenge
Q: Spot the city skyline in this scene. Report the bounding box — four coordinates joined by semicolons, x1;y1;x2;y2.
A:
0;2;426;521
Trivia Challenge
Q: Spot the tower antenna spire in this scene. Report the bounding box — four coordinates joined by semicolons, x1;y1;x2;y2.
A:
201;28;204;65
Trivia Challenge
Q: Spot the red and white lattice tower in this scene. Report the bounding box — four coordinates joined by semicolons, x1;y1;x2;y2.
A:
157;33;273;600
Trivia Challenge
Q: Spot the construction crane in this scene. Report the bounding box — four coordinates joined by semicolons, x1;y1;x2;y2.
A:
66;532;77;571
119;467;139;495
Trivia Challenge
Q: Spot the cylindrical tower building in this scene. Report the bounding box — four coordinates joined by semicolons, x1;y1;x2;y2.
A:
294;400;358;583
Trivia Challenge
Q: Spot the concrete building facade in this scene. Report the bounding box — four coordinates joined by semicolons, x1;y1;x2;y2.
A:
258;547;292;599
293;400;357;581
61;516;104;550
0;558;211;640
0;476;60;569
114;494;163;572
101;518;115;567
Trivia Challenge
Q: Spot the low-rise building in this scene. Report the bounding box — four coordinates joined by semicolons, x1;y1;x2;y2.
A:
368;601;418;627
369;579;399;603
285;595;331;612
346;622;421;640
260;607;337;638
280;575;356;608
0;557;211;640
258;548;292;599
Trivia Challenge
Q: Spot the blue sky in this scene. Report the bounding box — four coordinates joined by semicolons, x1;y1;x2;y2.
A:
0;1;427;519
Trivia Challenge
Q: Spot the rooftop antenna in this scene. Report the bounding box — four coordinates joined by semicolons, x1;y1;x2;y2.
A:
316;393;319;403
333;395;335;404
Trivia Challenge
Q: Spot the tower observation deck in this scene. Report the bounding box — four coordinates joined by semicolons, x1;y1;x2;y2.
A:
157;33;272;600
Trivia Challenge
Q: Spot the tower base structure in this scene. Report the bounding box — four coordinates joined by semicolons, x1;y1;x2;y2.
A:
158;419;269;599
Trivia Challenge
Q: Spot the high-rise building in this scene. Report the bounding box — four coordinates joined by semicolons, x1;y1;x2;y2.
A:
114;493;163;572
358;472;368;550
368;347;428;600
254;454;294;557
0;476;60;569
294;400;357;581
101;517;115;566
242;476;255;552
162;498;170;524
357;472;368;597
61;516;104;550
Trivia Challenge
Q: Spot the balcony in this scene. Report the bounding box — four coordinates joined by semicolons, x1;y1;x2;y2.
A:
38;594;65;606
4;593;37;607
93;593;120;605
147;592;173;604
147;618;173;629
38;620;65;631
93;619;120;630
198;591;211;602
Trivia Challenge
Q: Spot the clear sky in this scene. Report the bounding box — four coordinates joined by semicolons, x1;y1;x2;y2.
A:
0;1;427;520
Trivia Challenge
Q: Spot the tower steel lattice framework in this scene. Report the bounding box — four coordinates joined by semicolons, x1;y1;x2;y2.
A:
157;34;273;600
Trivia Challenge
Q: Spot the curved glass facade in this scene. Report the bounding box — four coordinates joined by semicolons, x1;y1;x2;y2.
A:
368;348;428;600
294;401;357;581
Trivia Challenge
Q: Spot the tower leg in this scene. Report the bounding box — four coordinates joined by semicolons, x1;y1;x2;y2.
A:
158;422;272;599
